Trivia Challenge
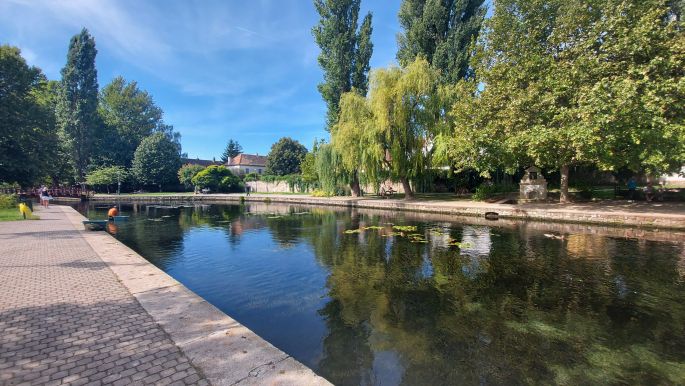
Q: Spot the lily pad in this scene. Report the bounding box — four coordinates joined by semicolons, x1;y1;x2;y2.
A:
393;225;417;232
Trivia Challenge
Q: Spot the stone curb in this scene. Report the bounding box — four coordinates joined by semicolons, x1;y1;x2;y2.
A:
58;206;332;386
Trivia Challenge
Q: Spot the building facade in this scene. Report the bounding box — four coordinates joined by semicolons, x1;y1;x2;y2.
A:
226;154;267;175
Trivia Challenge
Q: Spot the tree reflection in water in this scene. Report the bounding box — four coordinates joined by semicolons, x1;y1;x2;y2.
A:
85;202;685;386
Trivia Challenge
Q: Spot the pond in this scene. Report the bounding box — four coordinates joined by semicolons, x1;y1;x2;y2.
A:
78;202;685;385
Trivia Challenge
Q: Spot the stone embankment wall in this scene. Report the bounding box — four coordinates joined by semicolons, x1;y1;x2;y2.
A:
87;194;685;230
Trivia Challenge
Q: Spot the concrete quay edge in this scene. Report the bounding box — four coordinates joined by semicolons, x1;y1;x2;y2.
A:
59;205;332;386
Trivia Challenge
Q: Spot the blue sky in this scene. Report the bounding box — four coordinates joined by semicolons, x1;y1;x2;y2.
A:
0;0;406;159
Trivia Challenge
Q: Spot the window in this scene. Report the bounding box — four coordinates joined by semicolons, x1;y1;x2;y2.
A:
246;168;250;174
258;169;262;174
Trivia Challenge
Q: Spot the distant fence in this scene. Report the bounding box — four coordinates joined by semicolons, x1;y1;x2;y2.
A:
0;187;93;198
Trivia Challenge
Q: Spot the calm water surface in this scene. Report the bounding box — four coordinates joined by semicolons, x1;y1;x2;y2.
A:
79;202;685;385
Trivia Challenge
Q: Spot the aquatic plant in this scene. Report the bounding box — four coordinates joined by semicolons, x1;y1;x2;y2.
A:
392;225;417;232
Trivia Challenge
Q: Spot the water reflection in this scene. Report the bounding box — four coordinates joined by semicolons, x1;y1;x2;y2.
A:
77;202;685;385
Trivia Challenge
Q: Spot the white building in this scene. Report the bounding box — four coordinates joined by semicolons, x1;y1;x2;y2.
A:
226;154;267;176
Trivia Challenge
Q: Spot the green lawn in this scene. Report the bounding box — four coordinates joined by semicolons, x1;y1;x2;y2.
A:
0;208;39;221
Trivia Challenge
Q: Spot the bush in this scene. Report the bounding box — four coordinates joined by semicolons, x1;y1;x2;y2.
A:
192;165;241;193
311;190;331;197
0;194;17;209
177;164;205;191
243;172;259;182
472;182;516;201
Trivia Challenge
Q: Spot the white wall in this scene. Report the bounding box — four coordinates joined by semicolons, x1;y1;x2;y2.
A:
245;180;405;194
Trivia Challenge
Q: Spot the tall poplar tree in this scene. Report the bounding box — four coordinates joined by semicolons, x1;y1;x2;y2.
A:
313;0;373;128
57;28;99;181
397;0;486;84
313;0;373;196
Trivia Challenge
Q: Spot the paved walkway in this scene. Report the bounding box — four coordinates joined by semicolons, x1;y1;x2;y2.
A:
0;206;208;386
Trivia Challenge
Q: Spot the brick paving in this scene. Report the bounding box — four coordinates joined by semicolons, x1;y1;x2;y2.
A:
0;206;209;386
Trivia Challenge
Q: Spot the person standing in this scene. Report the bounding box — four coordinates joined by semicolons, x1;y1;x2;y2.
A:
627;177;637;200
40;186;49;207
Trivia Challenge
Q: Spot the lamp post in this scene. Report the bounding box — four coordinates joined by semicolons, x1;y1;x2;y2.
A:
117;171;121;195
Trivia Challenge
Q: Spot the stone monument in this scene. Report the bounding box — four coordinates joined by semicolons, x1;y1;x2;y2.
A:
519;166;548;201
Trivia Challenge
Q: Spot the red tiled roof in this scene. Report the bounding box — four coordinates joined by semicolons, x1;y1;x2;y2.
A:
228;154;267;167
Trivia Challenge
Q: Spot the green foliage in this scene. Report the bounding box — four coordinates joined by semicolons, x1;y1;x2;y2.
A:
314;143;349;195
56;28;99;181
397;0;487;83
438;0;685;202
472;182;517;201
85;166;128;193
300;152;319;184
243;172;259;182
132;133;182;191
334;58;443;199
177;164;205;190
0;194;17;209
266;137;308;176
0;46;63;187
313;0;374;129
96;76;169;167
220;139;242;163
191;165;241;193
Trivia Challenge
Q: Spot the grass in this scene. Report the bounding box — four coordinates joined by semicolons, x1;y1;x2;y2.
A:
0;208;39;221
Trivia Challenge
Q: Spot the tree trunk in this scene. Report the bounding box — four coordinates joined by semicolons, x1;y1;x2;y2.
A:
400;177;414;200
350;171;361;197
560;164;570;203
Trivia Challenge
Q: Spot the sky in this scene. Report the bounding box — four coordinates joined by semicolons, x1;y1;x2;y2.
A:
0;0;406;160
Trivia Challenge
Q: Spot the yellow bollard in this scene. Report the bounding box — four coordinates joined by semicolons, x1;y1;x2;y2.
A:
18;203;32;219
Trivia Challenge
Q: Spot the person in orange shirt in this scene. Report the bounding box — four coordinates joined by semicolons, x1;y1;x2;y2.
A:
107;206;119;220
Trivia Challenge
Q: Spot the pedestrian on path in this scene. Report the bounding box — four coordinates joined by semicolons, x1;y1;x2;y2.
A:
627;177;637;200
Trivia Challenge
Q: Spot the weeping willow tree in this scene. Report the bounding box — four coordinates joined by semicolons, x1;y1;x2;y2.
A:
315;143;350;195
334;58;442;199
331;91;384;196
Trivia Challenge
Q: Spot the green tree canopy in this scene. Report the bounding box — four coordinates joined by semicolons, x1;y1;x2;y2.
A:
85;165;128;193
266;137;309;176
0;45;61;187
191;165;241;193
397;0;486;84
177;163;205;191
220;139;242;163
132;132;181;191
56;28;99;181
437;0;685;202
97;76;169;167
313;0;374;129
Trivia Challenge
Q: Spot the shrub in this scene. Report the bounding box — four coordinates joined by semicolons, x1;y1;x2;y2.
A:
472;182;516;201
311;190;330;197
192;165;241;193
0;194;17;209
178;164;205;190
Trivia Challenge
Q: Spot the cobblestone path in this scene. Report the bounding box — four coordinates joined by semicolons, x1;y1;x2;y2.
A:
0;206;210;386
